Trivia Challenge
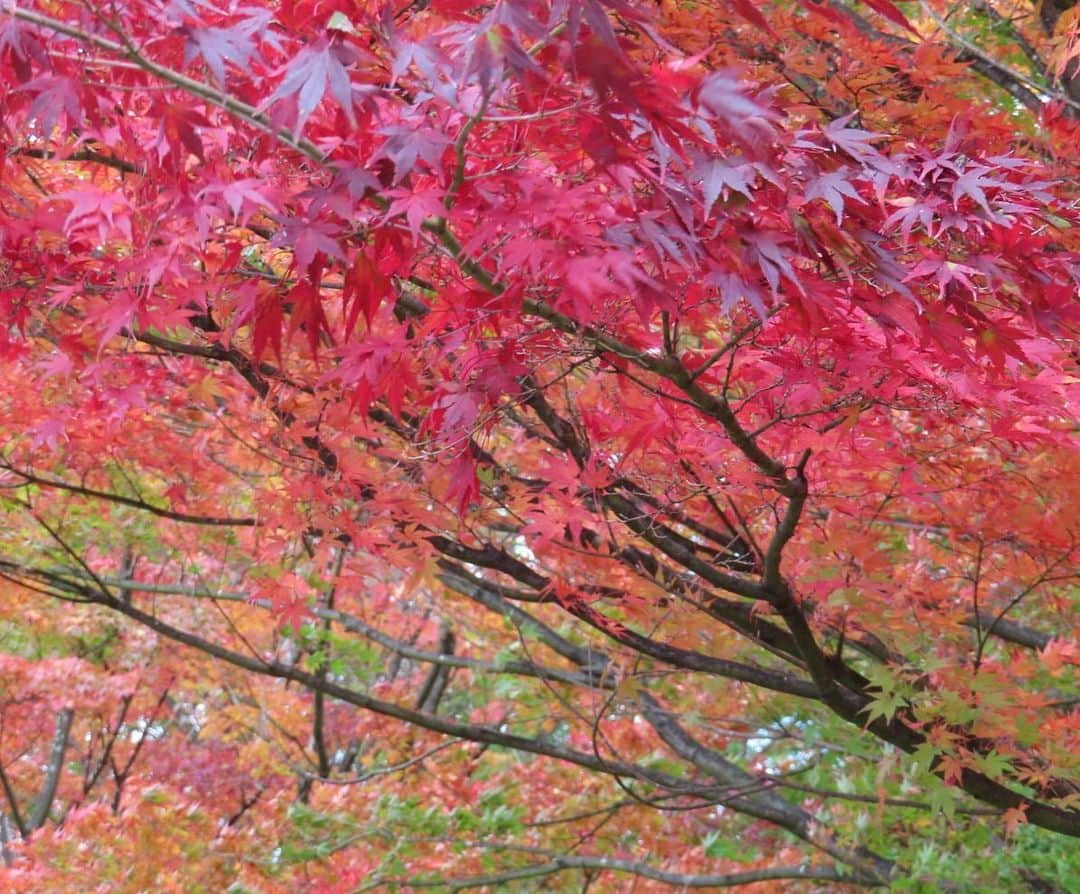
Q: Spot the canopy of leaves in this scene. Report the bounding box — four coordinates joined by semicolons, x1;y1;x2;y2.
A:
0;0;1078;891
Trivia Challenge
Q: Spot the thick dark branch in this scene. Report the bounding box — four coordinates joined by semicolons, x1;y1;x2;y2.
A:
12;146;143;175
0;464;257;527
313;549;346;780
599;492;764;599
437;563;611;677
520;375;590;466
0;762;27;838
28;708;74;831
415;623;455;713
826;0;1053;115
762;449;811;592
58;570;603;691
12;553;1080;840
960;54;1050;114
614;478;760;573
968;0;1047;76
755;452;845;703
65;586;729;801
35;571;893;880
511;299;791;487
964;611;1052;651
561;589;820;698
638;692;894;885
433;543;818;698
376;858;864;890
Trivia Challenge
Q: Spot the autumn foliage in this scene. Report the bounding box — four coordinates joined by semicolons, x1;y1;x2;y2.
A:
0;0;1078;890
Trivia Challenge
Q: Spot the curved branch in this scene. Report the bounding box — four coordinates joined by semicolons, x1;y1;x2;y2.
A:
639;692;894;885
0;559;924;879
0;464;258;527
28;708;74;831
9;8;328;164
51;571;604;691
373;858;863;890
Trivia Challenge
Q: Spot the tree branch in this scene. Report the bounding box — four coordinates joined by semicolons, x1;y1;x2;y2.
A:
0;463;257;527
638;691;894;884
372;857;863;890
28;708;74;831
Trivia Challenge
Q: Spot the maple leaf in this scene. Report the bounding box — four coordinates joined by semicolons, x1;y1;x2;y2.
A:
86;289;142;349
795;0;856;30
285;279;331;358
181;24;255;85
35;345;75;380
272;215;345;274
1039;638;1079;674
156;102;211;164
372;122;452;184
820;114;882;162
696;71;776;149
273;591;313;634
266;35;360;132
55;188;133;242
386;187;447;241
1002;803;1029;837
567;0;623;50
15;74;83;137
805;169;864;224
430;385;483;442
0;19;50;83
729;0;778;37
861;0;919;35
697;155;755;214
951;165;1005;218
885;194;945;241
342;249;390;331
251;290;284;363
904;255;982;300
708;269;769;317
744;231;802;296
444;450;481;514
199;177;276;223
29;415;67;451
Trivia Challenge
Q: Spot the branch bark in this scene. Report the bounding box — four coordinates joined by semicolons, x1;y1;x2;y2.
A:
27;708;73;831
